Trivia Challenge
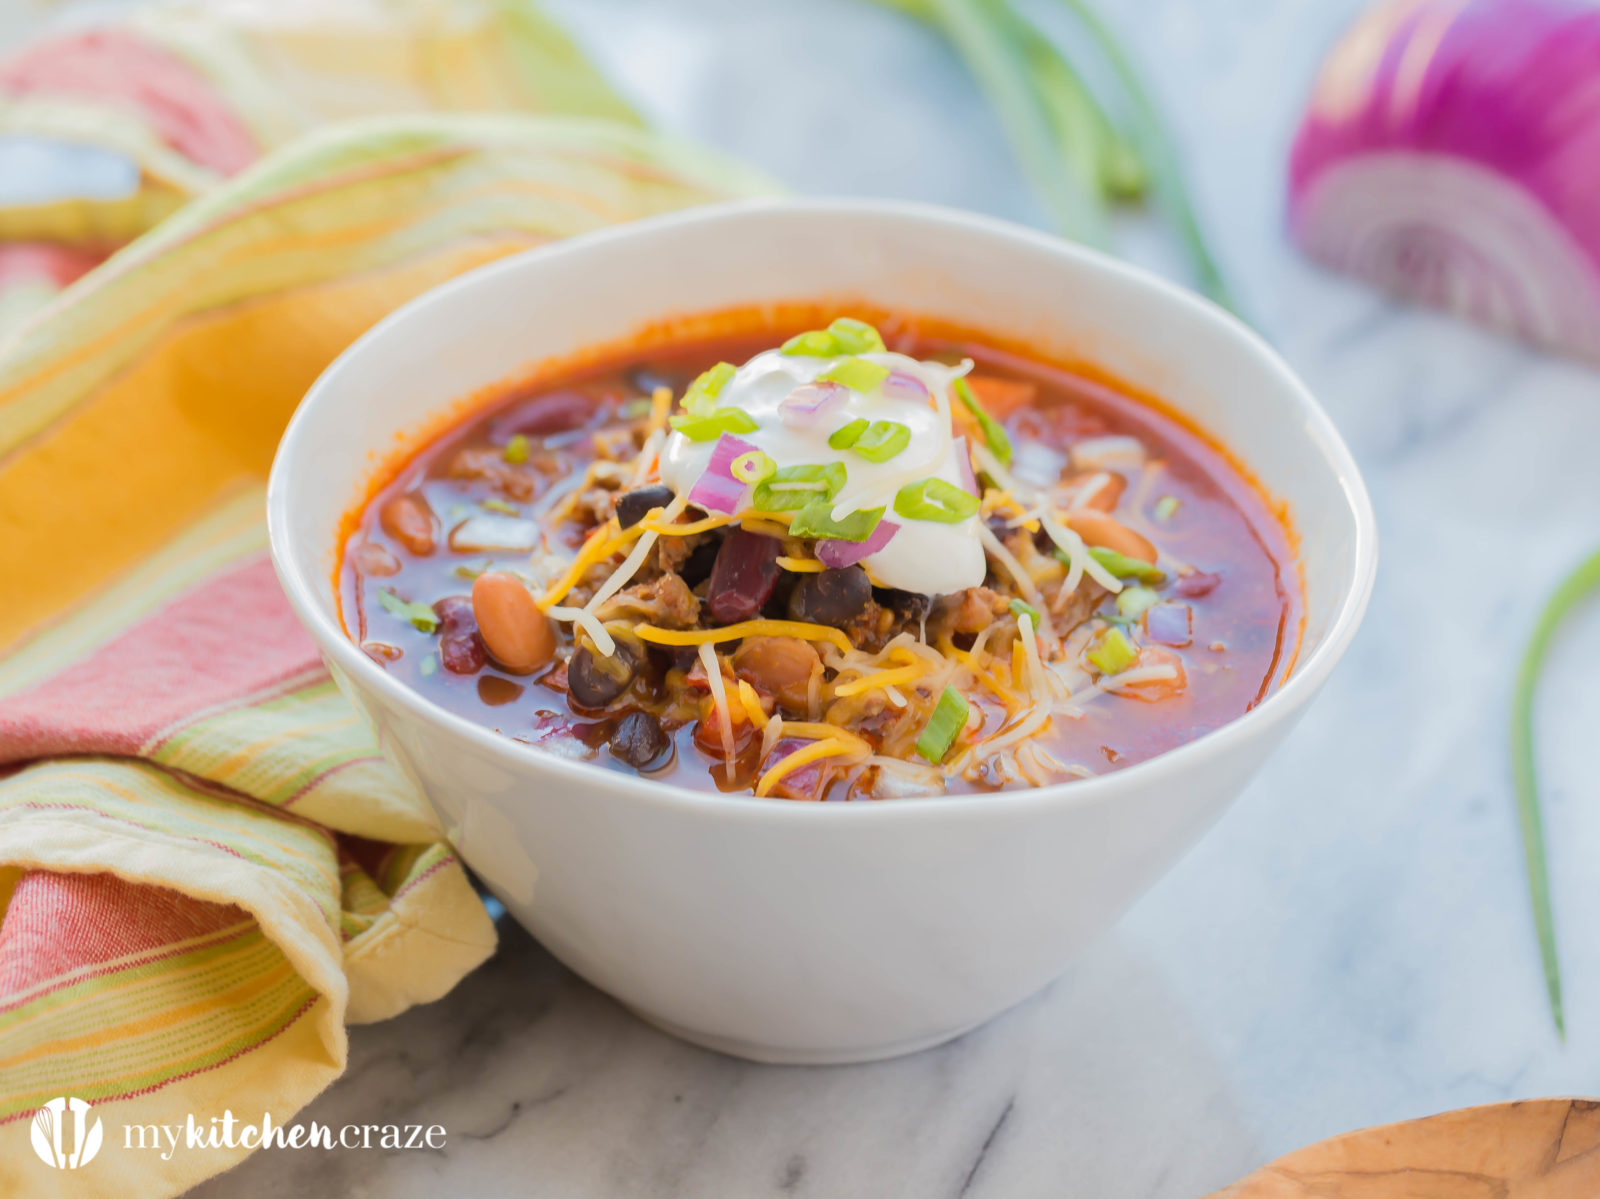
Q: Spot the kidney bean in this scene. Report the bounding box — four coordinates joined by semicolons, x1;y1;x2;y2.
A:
351;541;401;576
706;529;783;624
470;572;555;674
379;493;437;556
788;566;871;626
431;595;487;674
609;711;672;770
505;390;593;436
615;484;675;530
1175;570;1221;599
568;641;639;708
1065;510;1157;564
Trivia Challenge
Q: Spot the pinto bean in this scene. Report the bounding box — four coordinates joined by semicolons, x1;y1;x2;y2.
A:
380;493;438;556
1065;510;1157;564
470;572;555;674
351;541;401;576
733;637;820;716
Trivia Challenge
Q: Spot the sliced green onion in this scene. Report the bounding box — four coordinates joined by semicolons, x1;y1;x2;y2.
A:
780;329;841;357
827;317;886;354
730;449;776;485
851;420;911;463
378;588;440;633
894;476;980;524
916;685;970;763
453;560;492;581
670;406;759;442
682;361;737;415
481;497;519;516
1153;495;1180;521
953;377;1013;466
502;434;529;464
753;462;848;512
1116;585;1159;620
419;655;439;677
789;503;885;543
1510;545;1600;1038
828;418;869;450
1087;545;1165;583
1009;597;1041;624
819;356;891;394
1087;626;1139;675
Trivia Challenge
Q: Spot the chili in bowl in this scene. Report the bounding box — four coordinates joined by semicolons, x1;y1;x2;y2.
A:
268;199;1375;1062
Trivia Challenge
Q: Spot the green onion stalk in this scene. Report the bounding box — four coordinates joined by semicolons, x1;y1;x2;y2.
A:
1510;545;1600;1038
867;0;1236;312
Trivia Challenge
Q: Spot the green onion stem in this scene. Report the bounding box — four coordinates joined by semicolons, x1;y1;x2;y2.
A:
1054;0;1240;314
1510;545;1600;1039
925;0;1109;246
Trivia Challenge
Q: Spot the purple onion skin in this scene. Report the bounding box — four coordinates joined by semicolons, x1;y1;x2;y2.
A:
705;529;783;624
1288;0;1600;359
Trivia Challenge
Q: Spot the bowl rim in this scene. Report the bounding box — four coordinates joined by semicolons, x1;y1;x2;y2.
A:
266;195;1379;826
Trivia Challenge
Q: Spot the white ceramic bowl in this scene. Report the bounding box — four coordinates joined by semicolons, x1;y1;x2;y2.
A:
268;199;1377;1064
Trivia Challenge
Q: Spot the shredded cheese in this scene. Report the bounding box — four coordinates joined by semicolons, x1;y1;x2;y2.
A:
546;605;615;656
776;722;871;752
756;738;864;798
584;493;688;615
537;518;625;610
833;662;926;698
700;641;737;780
977;521;1055;639
776;556;826;573
642;511;733;537
1039;510;1122;594
736;678;768;728
634;620;853;654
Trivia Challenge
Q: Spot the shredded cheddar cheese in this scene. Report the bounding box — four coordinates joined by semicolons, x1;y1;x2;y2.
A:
736;678;768;728
634;620;853;654
538;518;625;610
833;663;925;698
756;738;863;798
775;556;826;573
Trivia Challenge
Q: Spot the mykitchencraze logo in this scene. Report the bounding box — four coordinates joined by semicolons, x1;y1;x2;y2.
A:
28;1097;446;1169
31;1098;103;1169
123;1112;448;1160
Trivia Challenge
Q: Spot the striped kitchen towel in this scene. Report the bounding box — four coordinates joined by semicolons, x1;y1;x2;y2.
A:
0;51;774;1199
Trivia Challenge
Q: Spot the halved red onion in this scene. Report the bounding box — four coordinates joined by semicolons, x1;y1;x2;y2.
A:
881;369;929;403
1288;0;1600;362
687;433;759;515
816;518;900;569
778;381;847;429
953;435;978;494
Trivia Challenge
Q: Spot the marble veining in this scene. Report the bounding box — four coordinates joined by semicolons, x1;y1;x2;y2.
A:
109;0;1596;1192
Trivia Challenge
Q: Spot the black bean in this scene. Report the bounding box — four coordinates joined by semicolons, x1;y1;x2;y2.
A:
615;484;676;530
876;587;929;625
788;566;871;626
705;529;783;624
568;642;639;708
609;711;672;771
678;536;722;588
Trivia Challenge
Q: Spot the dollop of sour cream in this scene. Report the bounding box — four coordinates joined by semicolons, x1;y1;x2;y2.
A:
659;348;987;596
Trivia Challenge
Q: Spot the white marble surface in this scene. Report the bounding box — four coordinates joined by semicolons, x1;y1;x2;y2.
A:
177;0;1599;1194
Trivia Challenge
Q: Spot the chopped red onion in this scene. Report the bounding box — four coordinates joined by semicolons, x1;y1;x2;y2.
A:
687;433;759;515
778;381;847;429
1144;601;1192;648
1175;570;1220;599
881;369;929;403
816;518;900;569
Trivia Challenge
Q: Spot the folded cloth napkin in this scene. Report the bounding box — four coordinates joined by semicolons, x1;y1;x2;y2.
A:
0;107;771;1197
0;0;638;335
